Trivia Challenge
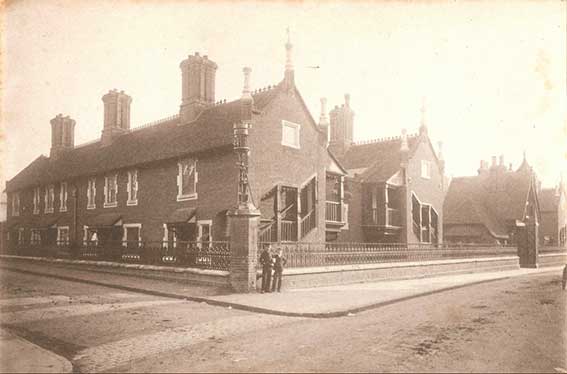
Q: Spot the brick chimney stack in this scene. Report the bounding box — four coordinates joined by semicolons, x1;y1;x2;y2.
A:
318;97;329;145
438;141;445;175
329;94;355;157
101;89;132;146
50;114;76;159
179;52;218;123
240;67;253;122
478;160;489;176
419;97;428;137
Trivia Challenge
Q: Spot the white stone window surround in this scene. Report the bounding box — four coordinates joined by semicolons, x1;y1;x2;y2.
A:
12;192;21;217
59;182;68;212
57;226;70;245
122;223;142;247
197;219;213;248
87;177;97;210
176;159;198;202
421;160;432;179
127;170;139;206
104;174;119;208
17;227;24;244
45;185;55;214
33;187;41;215
281;120;301;149
30;229;41;245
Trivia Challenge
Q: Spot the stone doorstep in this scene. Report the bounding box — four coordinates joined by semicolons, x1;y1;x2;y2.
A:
0;255;229;277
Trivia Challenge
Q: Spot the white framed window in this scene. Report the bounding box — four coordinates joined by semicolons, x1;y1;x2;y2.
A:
162;224;169;248
12;192;20;217
281;120;300;149
87;177;96;209
45;185;55;213
17;228;24;245
104;174;118;208
421;160;431;179
31;229;41;245
33;187;40;214
127;170;138;206
122;223;142;247
177;159;198;201
197;220;213;248
59;182;68;212
57;226;70;246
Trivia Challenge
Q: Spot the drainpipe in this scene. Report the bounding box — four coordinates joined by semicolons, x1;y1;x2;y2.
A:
71;184;78;257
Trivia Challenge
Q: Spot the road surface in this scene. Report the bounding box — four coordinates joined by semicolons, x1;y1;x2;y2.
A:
0;268;565;372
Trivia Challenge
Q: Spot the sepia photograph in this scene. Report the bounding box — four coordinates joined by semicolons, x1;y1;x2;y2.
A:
0;0;566;372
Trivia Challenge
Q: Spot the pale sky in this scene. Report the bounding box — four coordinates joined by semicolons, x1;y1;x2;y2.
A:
2;0;566;193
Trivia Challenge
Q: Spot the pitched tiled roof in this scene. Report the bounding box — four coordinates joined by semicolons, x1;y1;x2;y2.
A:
332;135;419;182
539;188;559;212
6;87;281;192
444;169;534;239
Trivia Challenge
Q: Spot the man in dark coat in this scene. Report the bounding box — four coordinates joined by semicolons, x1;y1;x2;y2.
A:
271;249;287;293
259;246;273;293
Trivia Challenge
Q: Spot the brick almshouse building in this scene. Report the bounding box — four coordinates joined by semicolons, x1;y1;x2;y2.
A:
443;156;541;245
538;179;567;247
5;36;446;249
5;38;351;249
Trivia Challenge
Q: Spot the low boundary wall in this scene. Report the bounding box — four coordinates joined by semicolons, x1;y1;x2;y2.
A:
0;255;230;288
259;256;520;290
538;252;567;267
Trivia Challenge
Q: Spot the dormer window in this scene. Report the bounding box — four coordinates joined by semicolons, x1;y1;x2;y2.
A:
59;182;68;212
87;177;96;209
33;187;40;214
177;159;198;201
12;192;20;217
421;160;431;179
45;185;55;213
282;120;300;149
127;170;138;206
104;174;118;208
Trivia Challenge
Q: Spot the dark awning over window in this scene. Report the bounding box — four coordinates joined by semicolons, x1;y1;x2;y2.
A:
167;208;197;224
86;213;122;228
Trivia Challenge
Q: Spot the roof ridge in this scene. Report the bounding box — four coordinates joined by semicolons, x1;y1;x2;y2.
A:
129;114;180;132
352;135;402;146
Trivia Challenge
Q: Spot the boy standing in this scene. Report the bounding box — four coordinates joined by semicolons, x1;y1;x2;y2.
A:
271;249;287;293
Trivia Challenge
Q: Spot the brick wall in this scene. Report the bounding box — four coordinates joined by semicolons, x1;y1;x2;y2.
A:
7;149;238;244
249;90;328;242
406;137;445;244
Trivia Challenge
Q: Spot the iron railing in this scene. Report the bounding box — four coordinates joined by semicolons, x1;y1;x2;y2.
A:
6;240;230;271
258;241;518;268
326;201;341;222
300;210;316;238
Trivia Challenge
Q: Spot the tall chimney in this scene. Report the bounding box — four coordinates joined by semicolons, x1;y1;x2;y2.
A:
318;97;329;145
50;114;76;159
240;67;253;122
179;52;218;123
101;89;132;146
478;160;488;176
329;94;355;158
438;141;445;175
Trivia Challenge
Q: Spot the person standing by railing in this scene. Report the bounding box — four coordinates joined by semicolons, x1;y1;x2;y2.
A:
271;249;287;293
259;246;273;293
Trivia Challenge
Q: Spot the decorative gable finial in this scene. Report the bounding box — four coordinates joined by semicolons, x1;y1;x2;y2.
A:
419;96;428;136
283;28;295;91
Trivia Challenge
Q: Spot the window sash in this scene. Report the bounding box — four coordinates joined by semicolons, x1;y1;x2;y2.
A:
60;182;68;212
281;120;300;148
177;159;197;200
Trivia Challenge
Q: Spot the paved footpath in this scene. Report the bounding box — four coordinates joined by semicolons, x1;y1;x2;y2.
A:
0;328;72;373
1;258;564;316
